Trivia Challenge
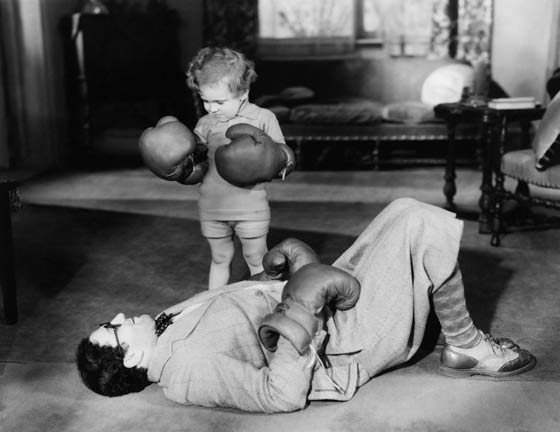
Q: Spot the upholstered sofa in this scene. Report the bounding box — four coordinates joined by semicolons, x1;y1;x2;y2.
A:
252;56;484;169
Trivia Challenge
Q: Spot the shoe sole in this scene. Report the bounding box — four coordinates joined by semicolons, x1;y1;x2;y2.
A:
439;356;536;379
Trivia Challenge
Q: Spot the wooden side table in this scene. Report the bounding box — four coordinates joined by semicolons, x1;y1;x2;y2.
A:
434;102;545;233
0;170;33;324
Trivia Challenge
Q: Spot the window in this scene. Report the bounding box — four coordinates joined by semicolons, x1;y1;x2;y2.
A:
257;0;456;59
259;0;355;39
355;0;387;42
258;0;357;57
257;0;416;57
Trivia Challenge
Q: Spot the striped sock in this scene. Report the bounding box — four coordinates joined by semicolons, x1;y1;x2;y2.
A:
432;264;480;347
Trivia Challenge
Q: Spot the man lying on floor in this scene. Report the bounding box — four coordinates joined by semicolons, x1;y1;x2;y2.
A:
76;198;536;413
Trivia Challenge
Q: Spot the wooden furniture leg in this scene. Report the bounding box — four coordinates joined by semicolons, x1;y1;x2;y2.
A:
0;183;17;324
477;112;496;233
443;119;457;210
490;116;508;246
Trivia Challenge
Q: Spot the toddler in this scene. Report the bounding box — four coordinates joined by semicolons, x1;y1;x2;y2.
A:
186;47;293;289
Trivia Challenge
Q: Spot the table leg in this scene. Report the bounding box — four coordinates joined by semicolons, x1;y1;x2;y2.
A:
478;114;495;233
0;184;17;324
293;138;303;170
372;138;380;171
443;120;457;210
490;116;509;246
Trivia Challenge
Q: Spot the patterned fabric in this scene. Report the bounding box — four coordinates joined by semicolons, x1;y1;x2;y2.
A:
533;92;560;171
155;312;177;337
432;265;478;347
502;149;560;189
289;101;384;125
536;136;560;171
430;0;456;59
456;0;493;64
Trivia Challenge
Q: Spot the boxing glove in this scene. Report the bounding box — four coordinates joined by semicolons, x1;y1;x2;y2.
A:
263;238;320;280
139;116;209;185
215;123;295;187
258;263;361;354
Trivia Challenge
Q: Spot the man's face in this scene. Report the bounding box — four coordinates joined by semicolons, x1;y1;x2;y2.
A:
198;78;248;121
89;313;157;369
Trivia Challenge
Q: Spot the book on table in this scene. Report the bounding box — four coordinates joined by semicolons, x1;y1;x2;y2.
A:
488;97;538;110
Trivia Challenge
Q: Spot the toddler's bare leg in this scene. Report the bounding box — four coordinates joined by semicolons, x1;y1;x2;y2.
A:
239;235;267;276
207;236;235;289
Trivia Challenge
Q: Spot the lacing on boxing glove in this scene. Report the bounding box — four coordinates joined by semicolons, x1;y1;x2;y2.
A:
258;299;319;355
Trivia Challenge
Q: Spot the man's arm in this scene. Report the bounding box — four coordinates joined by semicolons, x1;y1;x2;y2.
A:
164;337;315;413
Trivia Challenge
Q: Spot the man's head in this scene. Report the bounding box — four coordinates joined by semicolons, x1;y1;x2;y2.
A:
76;313;157;396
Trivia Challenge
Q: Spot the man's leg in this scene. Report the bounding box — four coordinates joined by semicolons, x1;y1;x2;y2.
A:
433;265;535;378
326;198;464;380
431;264;478;347
325;198;534;383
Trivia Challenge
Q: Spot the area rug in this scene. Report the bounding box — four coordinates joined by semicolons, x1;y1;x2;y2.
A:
2;202;559;384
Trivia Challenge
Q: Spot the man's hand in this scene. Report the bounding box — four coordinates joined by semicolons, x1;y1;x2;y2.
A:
258;264;360;355
250;238;320;282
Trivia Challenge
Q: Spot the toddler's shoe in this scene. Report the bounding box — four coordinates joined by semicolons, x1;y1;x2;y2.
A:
439;331;536;378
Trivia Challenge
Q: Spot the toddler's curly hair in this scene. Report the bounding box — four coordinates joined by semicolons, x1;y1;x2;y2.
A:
186;47;257;96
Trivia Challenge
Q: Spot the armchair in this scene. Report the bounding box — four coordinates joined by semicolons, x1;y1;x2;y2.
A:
490;89;560;247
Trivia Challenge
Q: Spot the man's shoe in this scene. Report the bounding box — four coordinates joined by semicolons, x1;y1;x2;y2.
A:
439;331;536;378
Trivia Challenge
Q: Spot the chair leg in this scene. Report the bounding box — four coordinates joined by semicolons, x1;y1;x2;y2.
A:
490;167;507;247
513;181;533;225
490;191;504;247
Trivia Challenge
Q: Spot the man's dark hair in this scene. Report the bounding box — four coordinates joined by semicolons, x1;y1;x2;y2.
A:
76;338;151;397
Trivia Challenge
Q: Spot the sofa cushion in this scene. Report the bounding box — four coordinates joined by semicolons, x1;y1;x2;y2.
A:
268;105;292;122
532;91;560;170
421;63;474;107
253;86;315;109
502;149;560;188
381;101;437;124
289;100;384;125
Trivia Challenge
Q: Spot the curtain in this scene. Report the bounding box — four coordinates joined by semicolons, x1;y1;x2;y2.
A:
193;0;258;119
0;47;10;169
430;0;457;59
382;0;434;57
373;0;492;61
455;0;493;64
203;0;258;58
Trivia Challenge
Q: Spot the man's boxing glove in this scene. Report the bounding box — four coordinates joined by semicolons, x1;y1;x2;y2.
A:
248;238;319;282
215;123;295;187
139;116;209;185
258;263;360;354
263;238;320;280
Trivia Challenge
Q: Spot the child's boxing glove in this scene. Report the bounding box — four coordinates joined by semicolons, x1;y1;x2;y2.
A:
215;123;295;187
139;116;208;185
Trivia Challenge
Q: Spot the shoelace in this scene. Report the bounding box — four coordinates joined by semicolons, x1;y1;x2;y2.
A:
482;333;504;354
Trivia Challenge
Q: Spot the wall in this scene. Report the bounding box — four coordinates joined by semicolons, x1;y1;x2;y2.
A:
253;57;465;104
492;0;559;103
1;0;203;169
167;0;203;69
